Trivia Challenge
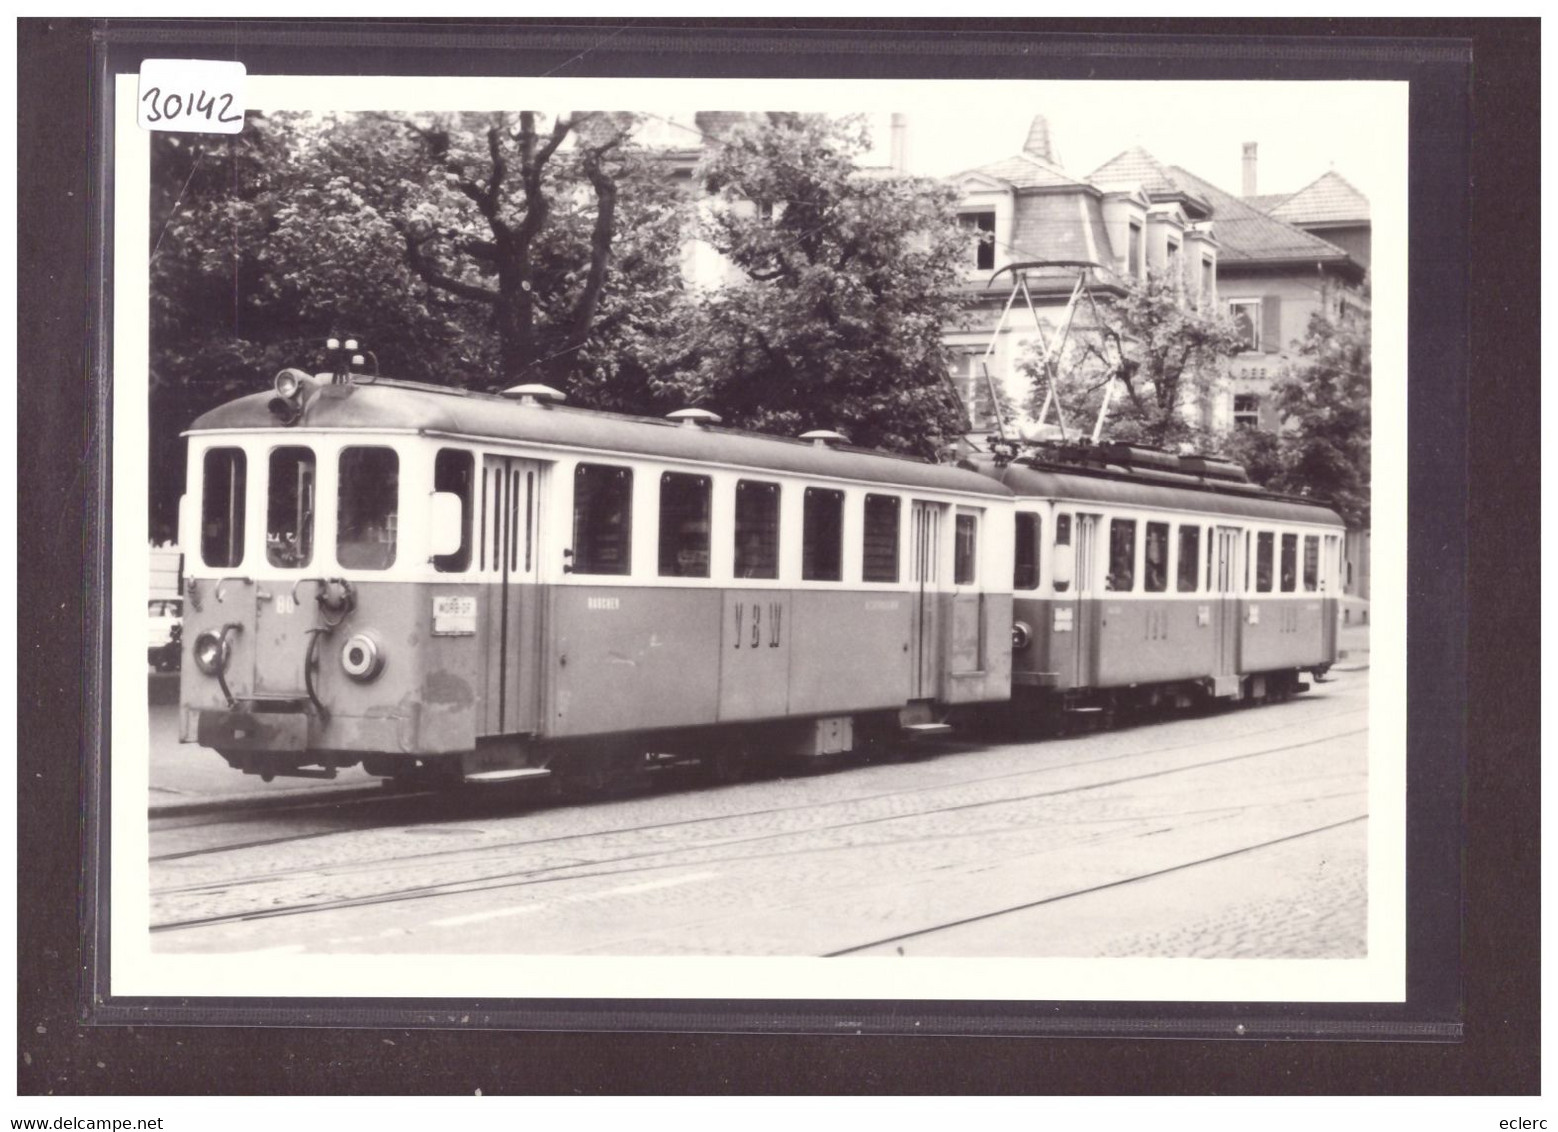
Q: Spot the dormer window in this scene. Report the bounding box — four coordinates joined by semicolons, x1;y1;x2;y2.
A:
960;211;996;272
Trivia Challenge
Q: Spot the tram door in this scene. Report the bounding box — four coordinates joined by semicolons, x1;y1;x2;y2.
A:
910;501;943;699
481;456;544;736
1213;526;1242;691
1322;532;1342;659
1072;513;1101;687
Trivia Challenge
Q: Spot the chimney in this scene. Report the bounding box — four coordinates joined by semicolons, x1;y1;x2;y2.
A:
890;113;908;173
1242;141;1258;197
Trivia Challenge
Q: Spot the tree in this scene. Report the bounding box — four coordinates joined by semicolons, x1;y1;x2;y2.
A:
146;111;694;536
1258;312;1371;527
383;111;690;389
1022;269;1243;450
668;114;970;458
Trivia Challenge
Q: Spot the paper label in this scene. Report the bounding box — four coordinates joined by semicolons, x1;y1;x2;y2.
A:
138;60;247;134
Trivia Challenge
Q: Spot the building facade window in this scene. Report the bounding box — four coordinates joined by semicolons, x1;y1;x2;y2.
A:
1201;257;1215;302
1128;221;1143;279
1229;299;1261;352
1233;394;1260;429
948;349;997;431
960;211;996;272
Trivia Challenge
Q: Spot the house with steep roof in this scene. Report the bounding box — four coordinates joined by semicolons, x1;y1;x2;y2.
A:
1088;146;1368;434
943;126;1225;436
1257;169;1371;270
949;127;1371;604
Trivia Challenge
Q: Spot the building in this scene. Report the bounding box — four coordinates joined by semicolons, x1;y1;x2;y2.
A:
948;125;1370;606
1086;144;1368;435
943;121;1224;439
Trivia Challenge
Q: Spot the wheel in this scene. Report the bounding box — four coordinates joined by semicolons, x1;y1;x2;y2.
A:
706;743;751;786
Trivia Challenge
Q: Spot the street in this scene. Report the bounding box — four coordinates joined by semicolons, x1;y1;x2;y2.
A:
148;666;1368;959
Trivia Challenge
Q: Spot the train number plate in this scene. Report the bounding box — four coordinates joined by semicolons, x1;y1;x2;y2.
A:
432;595;477;636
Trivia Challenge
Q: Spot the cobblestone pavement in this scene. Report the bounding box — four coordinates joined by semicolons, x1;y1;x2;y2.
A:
148;669;1370;961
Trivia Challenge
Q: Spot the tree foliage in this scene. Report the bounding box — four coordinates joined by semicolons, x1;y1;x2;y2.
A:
1226;313;1371;528
147;111;691;536
147;110;984;539
1021;269;1242;450
669;114;970;458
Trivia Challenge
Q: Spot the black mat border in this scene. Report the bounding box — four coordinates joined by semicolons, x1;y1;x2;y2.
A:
18;17;1532;1094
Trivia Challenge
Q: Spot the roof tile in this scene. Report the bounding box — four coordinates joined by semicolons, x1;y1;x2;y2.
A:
1268;170;1371;225
962;151;1092;191
1167;165;1351;263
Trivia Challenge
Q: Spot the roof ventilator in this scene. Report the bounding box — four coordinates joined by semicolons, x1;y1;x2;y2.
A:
667;408;723;428
799;430;849;449
500;384;568;408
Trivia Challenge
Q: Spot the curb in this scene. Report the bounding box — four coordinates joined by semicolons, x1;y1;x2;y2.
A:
150;781;390;819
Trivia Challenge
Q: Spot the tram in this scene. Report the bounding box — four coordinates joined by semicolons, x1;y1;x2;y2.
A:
176;363;1014;788
965;442;1346;728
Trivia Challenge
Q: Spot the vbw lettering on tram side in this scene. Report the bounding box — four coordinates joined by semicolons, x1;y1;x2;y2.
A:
733;601;783;649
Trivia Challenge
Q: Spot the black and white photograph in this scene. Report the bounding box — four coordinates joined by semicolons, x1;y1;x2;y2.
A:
107;67;1409;1009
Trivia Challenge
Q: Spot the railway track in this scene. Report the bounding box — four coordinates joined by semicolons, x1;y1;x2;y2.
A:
150;698;1368;865
150;709;1368;940
823;812;1368;956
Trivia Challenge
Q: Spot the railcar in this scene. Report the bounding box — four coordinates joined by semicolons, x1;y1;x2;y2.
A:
964;442;1346;728
176;366;1014;788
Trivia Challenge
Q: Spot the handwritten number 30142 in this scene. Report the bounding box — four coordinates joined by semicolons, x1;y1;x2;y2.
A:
141;87;242;125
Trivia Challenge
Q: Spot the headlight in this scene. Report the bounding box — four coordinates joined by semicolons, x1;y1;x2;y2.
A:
340;632;385;681
193;628;230;675
1011;620;1033;651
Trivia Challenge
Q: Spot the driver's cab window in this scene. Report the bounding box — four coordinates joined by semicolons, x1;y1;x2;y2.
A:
337;447;399;570
267;446;315;568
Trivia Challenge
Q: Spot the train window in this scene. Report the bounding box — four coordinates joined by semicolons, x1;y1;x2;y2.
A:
200;447;247;569
1255;531;1274;592
573;464;633;576
954;513;978;585
1014;512;1041;590
1144;522;1169;592
734;480;779;579
659;472;711;578
802;488;844;581
862;495;901;583
266;446;315;569
1107;519;1136;591
1303;535;1320;592
1179;525;1201;592
433;449;474;573
337;448;399;570
1053;513;1071;593
1280;533;1298;592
